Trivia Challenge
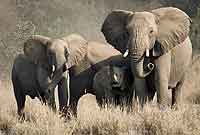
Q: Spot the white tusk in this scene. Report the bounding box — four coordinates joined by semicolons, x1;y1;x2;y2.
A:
65;63;69;70
52;65;55;72
66;71;70;107
146;49;149;57
113;74;118;81
123;49;129;57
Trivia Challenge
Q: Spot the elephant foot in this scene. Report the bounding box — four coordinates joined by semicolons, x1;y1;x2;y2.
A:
171;103;180;111
59;106;77;121
158;103;170;111
59;107;69;117
18;111;25;122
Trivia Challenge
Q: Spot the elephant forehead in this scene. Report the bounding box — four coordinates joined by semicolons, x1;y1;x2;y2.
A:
49;39;67;51
132;12;155;25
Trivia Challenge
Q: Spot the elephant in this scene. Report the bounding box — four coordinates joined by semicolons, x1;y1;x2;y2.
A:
101;7;192;108
12;54;67;117
93;65;133;108
12;34;89;117
67;41;129;115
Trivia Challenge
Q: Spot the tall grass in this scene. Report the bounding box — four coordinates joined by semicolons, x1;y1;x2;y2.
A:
1;80;200;135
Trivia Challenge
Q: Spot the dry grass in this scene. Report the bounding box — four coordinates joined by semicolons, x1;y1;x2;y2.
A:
1;56;200;135
1;66;200;135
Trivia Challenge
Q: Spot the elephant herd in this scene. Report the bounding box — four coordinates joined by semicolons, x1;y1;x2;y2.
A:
11;7;192;119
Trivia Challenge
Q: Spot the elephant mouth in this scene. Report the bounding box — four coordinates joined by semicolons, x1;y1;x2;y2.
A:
112;84;121;88
111;81;121;88
111;84;124;91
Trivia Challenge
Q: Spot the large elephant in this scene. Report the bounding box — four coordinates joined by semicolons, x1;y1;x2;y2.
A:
93;65;133;107
12;34;89;117
101;7;192;108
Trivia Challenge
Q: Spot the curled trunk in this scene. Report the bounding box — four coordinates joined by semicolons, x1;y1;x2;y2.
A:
131;55;154;78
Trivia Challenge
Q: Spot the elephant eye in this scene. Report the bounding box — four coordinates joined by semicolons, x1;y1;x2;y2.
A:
149;29;154;37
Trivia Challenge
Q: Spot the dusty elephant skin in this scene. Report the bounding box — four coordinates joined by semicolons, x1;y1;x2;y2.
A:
12;34;89;118
93;65;133;108
68;40;129;115
101;7;192;108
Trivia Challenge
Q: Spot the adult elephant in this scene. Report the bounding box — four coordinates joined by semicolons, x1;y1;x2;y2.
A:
12;34;89;117
93;65;133;108
101;7;192;108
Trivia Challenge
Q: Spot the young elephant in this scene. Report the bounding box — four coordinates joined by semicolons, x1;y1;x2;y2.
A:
12;33;87;118
93;65;133;107
12;54;68;118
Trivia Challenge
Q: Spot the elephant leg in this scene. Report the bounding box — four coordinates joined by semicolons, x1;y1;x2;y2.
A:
58;71;69;114
146;75;156;102
126;95;133;112
96;95;104;108
14;87;26;119
172;75;185;108
154;54;171;108
48;90;56;111
105;89;115;105
134;77;148;107
37;66;56;111
69;98;79;117
12;76;26;119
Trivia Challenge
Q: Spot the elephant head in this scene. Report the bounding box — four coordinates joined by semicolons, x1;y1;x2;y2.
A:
102;7;191;78
23;34;88;105
110;66;126;90
110;66;133;93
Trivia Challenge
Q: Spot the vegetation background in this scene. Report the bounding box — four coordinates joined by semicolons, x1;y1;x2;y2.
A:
0;0;200;134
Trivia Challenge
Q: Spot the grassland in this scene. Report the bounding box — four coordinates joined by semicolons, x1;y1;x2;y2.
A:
1;57;200;135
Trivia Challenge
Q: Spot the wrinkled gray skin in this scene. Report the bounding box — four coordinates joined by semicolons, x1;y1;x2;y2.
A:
102;7;192;108
12;34;89;117
12;54;69;117
68;41;129;115
93;66;133;108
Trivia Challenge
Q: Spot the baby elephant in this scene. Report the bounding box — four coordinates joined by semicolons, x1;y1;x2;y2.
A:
12;54;56;118
93;65;133;108
12;54;69;119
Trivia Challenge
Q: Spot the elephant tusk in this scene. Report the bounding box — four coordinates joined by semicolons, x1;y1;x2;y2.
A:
52;65;55;73
123;49;129;57
146;49;149;57
65;63;69;70
66;71;70;107
113;74;118;82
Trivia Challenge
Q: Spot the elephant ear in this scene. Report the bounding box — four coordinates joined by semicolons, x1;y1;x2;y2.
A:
24;35;51;66
62;34;88;68
152;7;191;56
101;10;133;54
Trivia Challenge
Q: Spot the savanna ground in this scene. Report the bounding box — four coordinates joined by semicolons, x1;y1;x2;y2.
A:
1;0;200;135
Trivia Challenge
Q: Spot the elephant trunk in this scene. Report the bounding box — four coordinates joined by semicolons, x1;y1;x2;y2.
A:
130;55;154;78
48;63;70;107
